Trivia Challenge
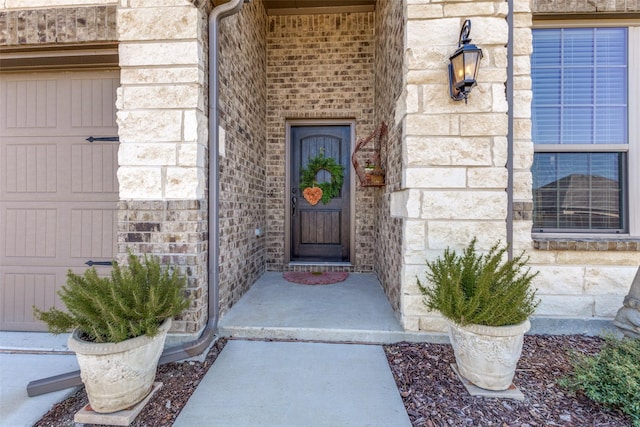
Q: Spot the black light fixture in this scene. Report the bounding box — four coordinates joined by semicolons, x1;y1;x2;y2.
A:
449;19;483;103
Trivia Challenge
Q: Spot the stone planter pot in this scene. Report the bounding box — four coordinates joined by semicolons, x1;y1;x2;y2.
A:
67;318;171;413
448;320;530;391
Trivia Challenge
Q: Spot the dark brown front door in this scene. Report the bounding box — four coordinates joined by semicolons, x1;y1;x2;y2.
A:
290;125;350;262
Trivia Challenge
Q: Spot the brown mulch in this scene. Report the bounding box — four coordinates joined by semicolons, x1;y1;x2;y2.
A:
33;339;227;427
34;335;633;427
385;335;632;427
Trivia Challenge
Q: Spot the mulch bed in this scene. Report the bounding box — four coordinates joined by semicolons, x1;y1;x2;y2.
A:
385;335;632;426
34;335;632;426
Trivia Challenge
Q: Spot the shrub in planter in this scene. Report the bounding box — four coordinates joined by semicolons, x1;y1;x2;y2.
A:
418;238;540;390
559;335;640;426
34;253;190;412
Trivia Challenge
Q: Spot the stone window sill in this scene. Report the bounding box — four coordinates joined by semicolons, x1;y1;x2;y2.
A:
533;238;640;251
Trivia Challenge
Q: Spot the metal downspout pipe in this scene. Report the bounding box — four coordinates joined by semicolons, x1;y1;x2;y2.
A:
26;0;248;396
506;0;515;260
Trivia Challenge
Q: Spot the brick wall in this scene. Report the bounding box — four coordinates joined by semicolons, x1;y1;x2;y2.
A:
117;200;208;336
217;0;268;313
265;11;376;272
0;5;117;45
373;0;405;315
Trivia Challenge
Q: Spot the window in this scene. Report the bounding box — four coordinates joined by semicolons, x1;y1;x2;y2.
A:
531;26;639;234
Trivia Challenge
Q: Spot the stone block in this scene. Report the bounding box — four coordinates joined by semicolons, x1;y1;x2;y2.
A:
584;267;638;295
405;167;466;188
418;315;448;333
513;28;532;56
120;67;202;85
390;189;422;218
117;110;182;142
403;294;430;316
406;220;427;251
513;171;533;200
406;85;420;114
536;296;594;317
117;166;162;199
119;41;200;66
533;266;585;295
557;251;640;266
119;142;177;166
177;142;204;167
594;295;625;318
467;167;508;189
407;18;460;48
118;6;198;41
427;221;507;250
165;167;204;199
470;17;508;45
122;85;201;109
461;113;508;137
513;90;532;119
443;2;496;17
405;114;459;137
406;136;492;166
422;191;507;220
407;4;443;19
491;83;508;113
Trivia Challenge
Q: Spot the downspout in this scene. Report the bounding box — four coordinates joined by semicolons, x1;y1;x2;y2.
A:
506;0;515;260
26;0;248;396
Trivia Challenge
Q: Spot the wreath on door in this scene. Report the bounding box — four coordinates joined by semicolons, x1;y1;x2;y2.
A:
300;153;344;205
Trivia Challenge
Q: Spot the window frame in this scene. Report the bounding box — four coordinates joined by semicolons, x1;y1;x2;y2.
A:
531;20;640;238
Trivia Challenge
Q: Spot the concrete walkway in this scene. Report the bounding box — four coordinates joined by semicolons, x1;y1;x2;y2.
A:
1;272;423;426
0;332;78;427
174;340;411;427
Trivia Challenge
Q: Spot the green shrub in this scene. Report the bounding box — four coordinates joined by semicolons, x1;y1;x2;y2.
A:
559;336;640;426
418;238;539;327
34;253;190;343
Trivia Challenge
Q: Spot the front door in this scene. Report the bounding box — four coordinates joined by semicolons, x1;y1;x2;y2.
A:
290;125;351;262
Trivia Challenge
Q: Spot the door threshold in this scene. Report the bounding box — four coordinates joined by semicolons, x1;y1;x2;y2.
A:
288;262;352;267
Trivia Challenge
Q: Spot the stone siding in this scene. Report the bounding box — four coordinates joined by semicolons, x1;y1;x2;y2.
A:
373;0;405;316
0;5;117;45
265;11;376;271
217;0;267;314
515;1;640;323
399;0;511;332
533;0;640;13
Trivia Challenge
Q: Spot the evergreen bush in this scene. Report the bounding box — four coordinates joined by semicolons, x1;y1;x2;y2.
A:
34;253;190;343
558;336;640;426
418;238;539;327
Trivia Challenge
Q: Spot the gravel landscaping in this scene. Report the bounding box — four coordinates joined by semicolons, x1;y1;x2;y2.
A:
34;335;632;426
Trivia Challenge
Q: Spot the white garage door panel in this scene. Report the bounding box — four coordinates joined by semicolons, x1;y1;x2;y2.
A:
0;70;119;331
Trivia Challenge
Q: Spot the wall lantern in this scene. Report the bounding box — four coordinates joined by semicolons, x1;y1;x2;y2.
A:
449;19;483;103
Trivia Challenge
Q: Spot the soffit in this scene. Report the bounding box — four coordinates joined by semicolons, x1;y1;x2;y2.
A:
263;0;375;15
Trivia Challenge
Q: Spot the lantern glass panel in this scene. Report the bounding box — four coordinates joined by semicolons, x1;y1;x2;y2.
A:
451;53;465;87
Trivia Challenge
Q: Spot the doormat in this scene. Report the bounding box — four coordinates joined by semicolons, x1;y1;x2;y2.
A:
283;271;349;285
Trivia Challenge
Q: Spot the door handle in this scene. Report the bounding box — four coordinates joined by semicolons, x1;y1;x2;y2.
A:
291;196;297;217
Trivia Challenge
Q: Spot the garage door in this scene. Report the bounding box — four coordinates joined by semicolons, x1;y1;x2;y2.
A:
0;70;119;331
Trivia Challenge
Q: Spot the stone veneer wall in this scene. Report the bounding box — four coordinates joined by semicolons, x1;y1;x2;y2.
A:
116;0;210;338
397;0;511;332
0;4;117;45
508;0;640;325
265;11;376;272
216;0;267;314
373;0;405;315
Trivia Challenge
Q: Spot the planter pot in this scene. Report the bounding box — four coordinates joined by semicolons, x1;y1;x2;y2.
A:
67;318;171;413
448;320;530;391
